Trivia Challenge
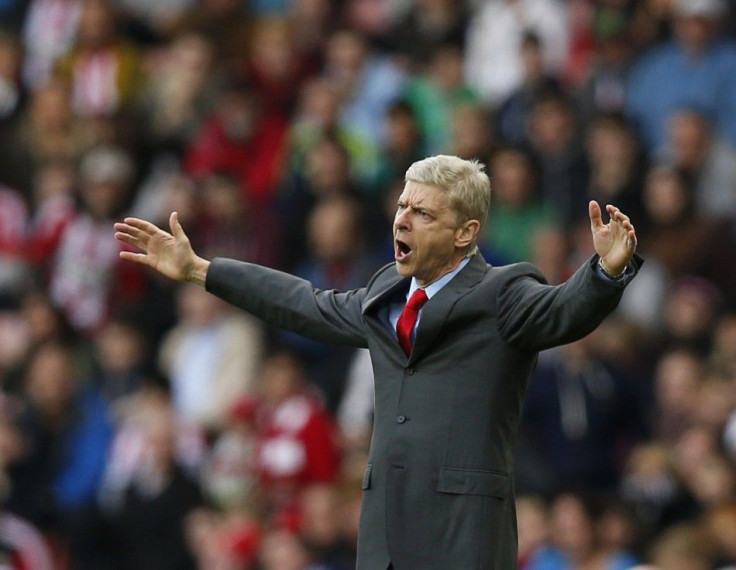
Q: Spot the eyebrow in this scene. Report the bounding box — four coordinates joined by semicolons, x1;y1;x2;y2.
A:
399;199;436;215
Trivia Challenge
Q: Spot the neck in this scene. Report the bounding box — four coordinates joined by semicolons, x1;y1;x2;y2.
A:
416;253;469;288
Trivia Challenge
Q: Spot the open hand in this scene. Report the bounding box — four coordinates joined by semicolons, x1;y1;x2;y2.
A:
114;212;210;286
589;201;637;276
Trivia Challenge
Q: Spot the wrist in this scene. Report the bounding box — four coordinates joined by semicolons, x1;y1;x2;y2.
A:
598;256;625;279
187;257;211;287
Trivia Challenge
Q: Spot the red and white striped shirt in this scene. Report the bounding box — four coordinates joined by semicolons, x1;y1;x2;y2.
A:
0;512;54;570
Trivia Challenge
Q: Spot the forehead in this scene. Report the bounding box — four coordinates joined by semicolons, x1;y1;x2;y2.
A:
399;180;449;210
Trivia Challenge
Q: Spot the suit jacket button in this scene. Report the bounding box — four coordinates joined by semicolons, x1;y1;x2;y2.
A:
396;415;407;424
405;367;414;375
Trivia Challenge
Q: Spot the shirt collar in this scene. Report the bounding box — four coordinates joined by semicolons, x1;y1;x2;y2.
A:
406;256;471;301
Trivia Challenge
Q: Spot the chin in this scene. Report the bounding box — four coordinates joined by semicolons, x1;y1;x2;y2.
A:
395;262;412;277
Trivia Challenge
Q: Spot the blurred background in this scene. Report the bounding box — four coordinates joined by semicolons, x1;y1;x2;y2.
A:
0;0;736;568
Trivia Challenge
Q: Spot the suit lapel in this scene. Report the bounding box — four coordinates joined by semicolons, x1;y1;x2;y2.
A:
361;265;410;352
410;253;488;363
361;254;489;360
362;271;408;315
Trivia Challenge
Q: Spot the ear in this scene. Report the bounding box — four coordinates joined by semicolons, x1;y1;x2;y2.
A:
454;219;480;249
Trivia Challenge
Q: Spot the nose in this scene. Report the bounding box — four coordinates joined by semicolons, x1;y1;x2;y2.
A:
394;208;410;231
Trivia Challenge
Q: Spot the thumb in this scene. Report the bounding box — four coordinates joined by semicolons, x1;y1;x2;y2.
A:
589;200;604;231
169;211;186;241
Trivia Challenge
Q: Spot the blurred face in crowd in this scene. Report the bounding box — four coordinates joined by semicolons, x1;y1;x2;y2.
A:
623;443;672;482
163;174;198;227
675;14;718;54
33;161;77;206
668;110;711;171
25;343;76;420
78;0;116;49
30;79;72;131
520;38;544;83
530;225;568;285
325;30;366;86
596;505;635;553
693;379;735;429
0;416;23;469
97;321;145;373
673;426;717;479
385;104;420;155
429;45;465;92
308;198;360;262
704;504;736;560
587;118;635;171
82;179;124;219
549;494;595;560
21;292;66;343
297;78;340;127
688;453;735;505
491;149;536;208
643;167;690;226
140;406;177;471
664;282;717;341
299;485;343;547
168;33;213;91
450;104;492;159
259;354;304;406
202;175;245;225
651;525;713;570
516;496;549;558
0;33;21;81
655;350;702;415
184;508;223;567
306;139;350;195
259;530;312;570
529;98;575;152
393;181;470;286
249;19;295;81
597;33;631;67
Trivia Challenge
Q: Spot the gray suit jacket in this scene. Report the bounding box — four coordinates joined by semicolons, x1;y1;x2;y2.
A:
205;252;641;570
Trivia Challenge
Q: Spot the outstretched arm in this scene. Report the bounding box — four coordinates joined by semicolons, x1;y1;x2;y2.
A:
497;202;641;351
114;212;211;287
115;213;369;347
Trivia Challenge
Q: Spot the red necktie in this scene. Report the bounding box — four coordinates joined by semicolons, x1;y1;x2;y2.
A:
396;288;429;356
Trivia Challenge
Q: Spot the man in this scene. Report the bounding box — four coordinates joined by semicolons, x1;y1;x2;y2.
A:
114;155;640;569
626;0;736;151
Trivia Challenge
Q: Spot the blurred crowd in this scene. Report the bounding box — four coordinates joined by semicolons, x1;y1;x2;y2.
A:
0;0;735;568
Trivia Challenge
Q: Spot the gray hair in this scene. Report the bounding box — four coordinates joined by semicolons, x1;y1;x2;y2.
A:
405;155;491;253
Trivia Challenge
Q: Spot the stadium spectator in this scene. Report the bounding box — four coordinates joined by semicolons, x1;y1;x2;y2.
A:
159;284;263;431
184;78;289;210
661;107;736;219
464;0;568;106
626;0;736;151
483;145;559;264
253;352;340;509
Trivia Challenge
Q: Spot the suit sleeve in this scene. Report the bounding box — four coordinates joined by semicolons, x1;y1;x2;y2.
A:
496;254;643;352
205;258;369;348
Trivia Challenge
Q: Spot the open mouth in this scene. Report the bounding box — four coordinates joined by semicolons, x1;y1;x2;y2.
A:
395;239;412;262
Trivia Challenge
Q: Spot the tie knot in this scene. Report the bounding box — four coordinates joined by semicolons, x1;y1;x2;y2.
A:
406;288;428;310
